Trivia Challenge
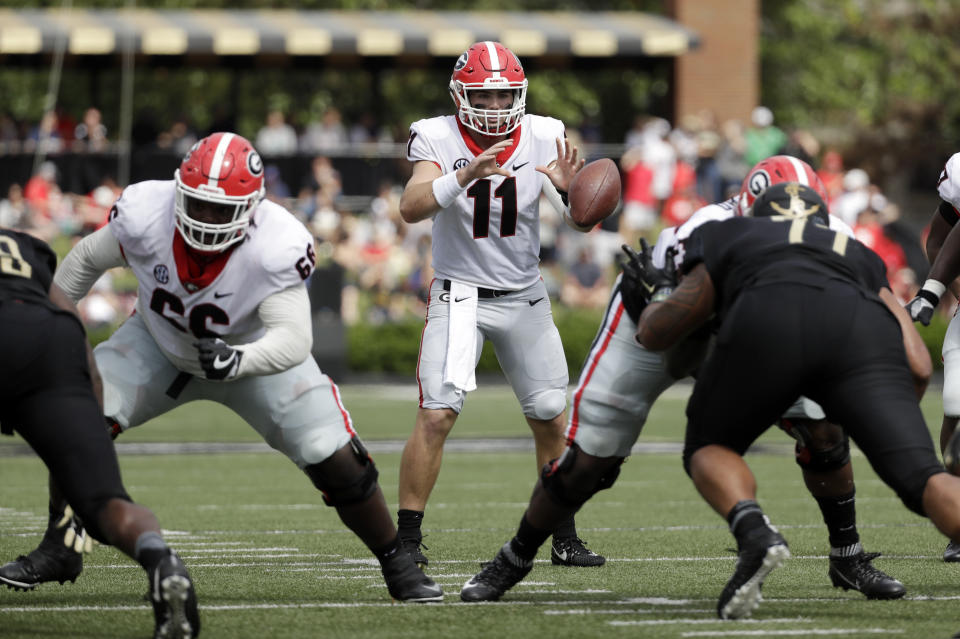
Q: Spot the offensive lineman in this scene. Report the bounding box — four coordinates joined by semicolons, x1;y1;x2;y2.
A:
395;41;604;569
0;132;442;603
460;156;903;602
0;228;199;638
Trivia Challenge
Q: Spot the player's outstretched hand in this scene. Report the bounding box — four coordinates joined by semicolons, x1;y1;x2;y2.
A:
195;337;243;380
905;294;935;326
461;139;513;182
536;137;585;192
57;506;95;555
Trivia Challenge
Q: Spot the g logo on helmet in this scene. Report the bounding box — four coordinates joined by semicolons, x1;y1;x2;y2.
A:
247;151;264;177
182;140;200;163
454;52;468;71
747;170;771;196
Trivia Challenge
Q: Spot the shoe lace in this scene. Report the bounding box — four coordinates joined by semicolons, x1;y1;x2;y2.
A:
852;552;888;583
475;554;526;589
402;535;429;552
556;537;590;553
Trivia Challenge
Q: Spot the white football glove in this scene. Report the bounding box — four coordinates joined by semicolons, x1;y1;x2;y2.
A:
56;505;95;554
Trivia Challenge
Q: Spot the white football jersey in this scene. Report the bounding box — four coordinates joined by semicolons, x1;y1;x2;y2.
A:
407;114;565;290
653;196;855;269
938;152;960;210
108;180;315;376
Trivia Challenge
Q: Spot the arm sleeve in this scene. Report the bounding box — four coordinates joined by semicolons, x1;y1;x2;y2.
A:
234;284;313;377
52;225;126;303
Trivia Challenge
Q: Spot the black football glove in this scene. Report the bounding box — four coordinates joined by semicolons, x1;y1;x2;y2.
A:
195;337;243;380
620;238;678;310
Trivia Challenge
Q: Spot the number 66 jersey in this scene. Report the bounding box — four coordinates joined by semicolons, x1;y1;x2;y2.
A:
100;180;314;376
408;113;564;290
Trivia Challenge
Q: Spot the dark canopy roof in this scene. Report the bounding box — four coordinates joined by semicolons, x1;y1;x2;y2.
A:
0;8;698;61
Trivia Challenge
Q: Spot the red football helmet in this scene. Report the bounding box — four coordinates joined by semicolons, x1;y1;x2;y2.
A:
737;155;828;216
174;132;265;252
449;41;527;136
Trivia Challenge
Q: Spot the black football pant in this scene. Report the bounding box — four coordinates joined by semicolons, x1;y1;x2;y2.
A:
0;301;130;542
684;281;943;515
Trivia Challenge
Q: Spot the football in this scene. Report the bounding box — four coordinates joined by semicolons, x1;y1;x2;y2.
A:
568;158;622;228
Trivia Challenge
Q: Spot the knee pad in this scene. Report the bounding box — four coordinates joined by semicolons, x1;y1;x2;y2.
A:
780;418;850;472
304;437;379;508
540;443;624;508
526;388;566;421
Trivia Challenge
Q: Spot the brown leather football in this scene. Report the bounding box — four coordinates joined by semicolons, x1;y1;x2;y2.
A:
568;158;621;228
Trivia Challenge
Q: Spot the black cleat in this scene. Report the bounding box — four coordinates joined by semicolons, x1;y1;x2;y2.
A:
0;540;82;591
149;551;200;639
381;552;443;602
461;543;533;602
944;541;960;563
551;536;605;567
717;524;790;620
399;535;429;568
829;551;905;599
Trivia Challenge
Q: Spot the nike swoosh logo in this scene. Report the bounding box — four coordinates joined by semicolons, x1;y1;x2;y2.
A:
528;297;544;306
214;292;233;299
556;549;568;562
512;161;529;171
212;354;235;370
454;296;471;302
641;282;655;294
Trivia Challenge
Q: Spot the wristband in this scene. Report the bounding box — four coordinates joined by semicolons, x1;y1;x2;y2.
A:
918;278;947;306
432;171;467;209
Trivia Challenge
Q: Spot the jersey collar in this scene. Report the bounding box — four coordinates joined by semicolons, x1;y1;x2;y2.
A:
457;119;522;169
171;231;237;294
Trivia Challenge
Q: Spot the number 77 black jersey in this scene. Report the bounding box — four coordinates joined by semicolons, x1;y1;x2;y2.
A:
682;216;890;323
0;229;58;310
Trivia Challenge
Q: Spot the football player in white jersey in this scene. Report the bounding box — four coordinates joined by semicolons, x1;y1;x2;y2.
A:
904;151;960;562
461;155;904;602
395;41;604;570
0;132;443;603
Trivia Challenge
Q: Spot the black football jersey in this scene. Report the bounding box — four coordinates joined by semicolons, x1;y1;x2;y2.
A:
682;216;889;322
0;229;58;309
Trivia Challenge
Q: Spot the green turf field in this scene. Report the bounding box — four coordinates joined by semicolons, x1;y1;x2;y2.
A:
1;384;957;638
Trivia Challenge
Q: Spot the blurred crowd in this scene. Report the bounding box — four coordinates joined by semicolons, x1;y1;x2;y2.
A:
0;104;933;329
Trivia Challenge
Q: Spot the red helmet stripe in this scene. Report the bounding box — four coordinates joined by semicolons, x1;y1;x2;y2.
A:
484;41;501;78
207;132;235;187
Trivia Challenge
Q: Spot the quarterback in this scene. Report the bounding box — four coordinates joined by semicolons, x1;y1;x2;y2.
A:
0;132;442;603
395;41;604;569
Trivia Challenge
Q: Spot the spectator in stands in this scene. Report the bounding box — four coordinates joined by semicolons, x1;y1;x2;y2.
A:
0;111;20;151
301;107;348;153
0;183;27;228
715;119;750;198
256;109;298;156
23;162;59;221
26;111;64;155
73;107;108;152
264;164;292;203
561;247;608;309
661;162;706;227
834;168;872;227
818;149;846;204
744;106;786;166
